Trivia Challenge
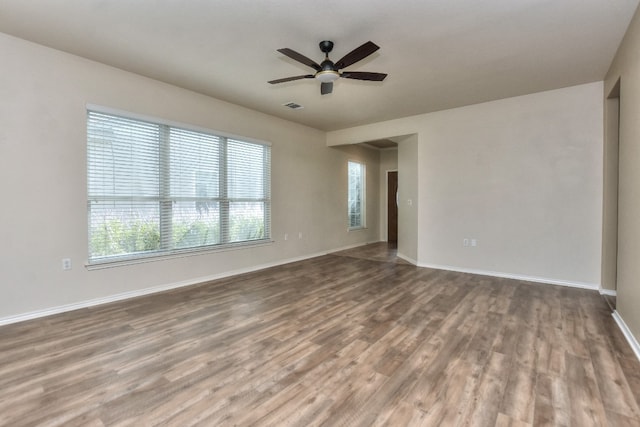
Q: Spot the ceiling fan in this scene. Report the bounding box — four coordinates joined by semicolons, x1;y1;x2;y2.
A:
268;40;387;95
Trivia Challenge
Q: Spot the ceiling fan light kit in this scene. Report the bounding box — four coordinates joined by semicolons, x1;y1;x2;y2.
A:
315;70;340;83
269;40;387;95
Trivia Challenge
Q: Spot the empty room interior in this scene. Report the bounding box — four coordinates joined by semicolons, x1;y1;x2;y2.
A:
2;1;640;426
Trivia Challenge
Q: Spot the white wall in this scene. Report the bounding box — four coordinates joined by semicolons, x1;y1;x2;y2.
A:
397;135;419;263
0;33;380;320
605;4;640;346
328;82;604;288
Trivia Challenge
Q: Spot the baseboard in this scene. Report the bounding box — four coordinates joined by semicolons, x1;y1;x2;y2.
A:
327;240;382;254
417;262;599;290
0;248;337;327
612;310;640;362
599;288;617;297
396;252;417;265
0;242;600;326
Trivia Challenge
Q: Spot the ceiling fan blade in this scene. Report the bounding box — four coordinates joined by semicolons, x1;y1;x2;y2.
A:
277;48;322;71
341;71;387;81
268;75;314;84
334;41;380;70
321;82;333;95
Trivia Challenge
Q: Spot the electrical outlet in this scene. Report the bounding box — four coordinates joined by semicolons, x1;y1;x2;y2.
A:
471;239;477;247
62;258;72;271
463;238;469;247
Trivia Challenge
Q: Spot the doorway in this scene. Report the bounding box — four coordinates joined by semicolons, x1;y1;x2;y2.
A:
387;171;398;244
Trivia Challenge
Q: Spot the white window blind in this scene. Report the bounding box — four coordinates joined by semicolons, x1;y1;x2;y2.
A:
348;161;365;229
87;110;271;263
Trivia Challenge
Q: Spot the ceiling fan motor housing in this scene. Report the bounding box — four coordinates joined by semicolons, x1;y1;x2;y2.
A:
317;41;339;82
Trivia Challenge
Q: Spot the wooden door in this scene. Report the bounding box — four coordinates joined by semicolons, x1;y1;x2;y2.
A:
387;171;398;243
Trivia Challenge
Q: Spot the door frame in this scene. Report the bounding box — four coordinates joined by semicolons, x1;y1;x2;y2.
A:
602;78;621;298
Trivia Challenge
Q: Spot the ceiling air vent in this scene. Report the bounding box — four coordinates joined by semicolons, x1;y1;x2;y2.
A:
283;102;304;110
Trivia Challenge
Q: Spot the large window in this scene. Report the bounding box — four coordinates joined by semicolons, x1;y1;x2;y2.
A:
348;161;365;230
87;109;271;264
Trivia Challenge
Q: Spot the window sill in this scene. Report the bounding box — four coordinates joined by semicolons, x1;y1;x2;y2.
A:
85;239;274;270
348;226;367;232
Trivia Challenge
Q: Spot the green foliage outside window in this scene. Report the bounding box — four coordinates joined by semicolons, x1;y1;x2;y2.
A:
90;215;264;258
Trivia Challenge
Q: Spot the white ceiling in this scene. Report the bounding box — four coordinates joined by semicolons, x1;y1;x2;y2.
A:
0;0;637;131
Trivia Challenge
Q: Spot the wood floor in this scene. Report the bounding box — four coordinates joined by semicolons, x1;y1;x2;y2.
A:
1;243;639;426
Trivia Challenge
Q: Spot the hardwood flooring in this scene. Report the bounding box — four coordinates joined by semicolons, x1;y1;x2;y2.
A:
330;242;411;265
1;244;639;426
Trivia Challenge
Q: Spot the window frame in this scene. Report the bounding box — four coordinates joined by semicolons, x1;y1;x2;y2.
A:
347;160;366;231
86;105;271;268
